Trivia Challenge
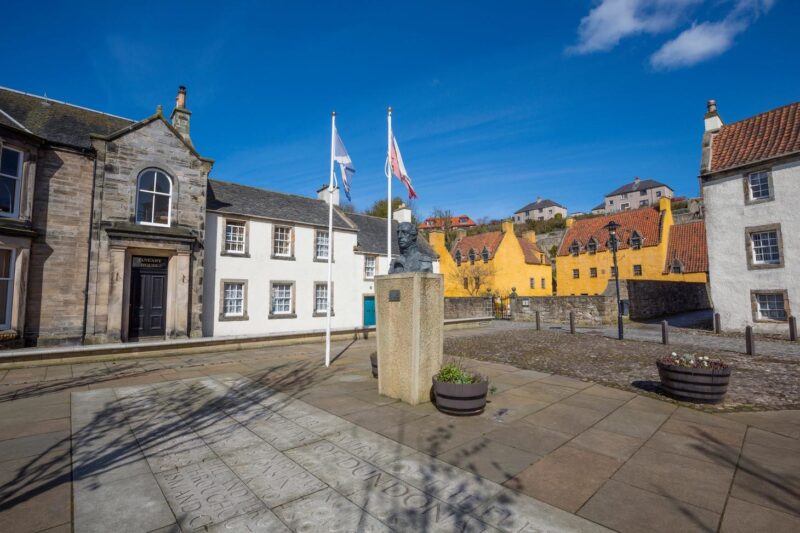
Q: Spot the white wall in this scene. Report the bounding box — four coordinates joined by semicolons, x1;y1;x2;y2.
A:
204;213;363;336
606;186;672;212
703;158;800;333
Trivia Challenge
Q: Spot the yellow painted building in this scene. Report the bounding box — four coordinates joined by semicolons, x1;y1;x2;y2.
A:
427;220;552;297
556;197;708;296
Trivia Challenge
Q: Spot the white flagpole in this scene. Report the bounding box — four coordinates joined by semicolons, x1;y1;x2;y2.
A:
386;106;393;271
325;111;336;368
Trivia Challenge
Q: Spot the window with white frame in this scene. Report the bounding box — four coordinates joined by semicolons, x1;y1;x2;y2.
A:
639;200;648;207
755;293;787;321
222;282;244;317
656;191;662;198
630;231;642;250
224;221;246;254
748;171;770;200
315;230;329;260
751;230;780;265
271;283;293;314
364;256;376;279
314;283;330;313
136;168;172;226
587;238;597;255
569;241;580;256
0;249;14;329
273;226;292;257
0;146;22;217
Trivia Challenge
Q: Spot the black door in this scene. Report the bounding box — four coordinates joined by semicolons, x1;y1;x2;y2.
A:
129;256;168;339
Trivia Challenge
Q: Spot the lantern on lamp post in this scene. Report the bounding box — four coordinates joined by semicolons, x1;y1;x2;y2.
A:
603;220;624;340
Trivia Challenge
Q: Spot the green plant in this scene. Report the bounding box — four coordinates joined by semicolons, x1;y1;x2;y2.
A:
435;360;483;384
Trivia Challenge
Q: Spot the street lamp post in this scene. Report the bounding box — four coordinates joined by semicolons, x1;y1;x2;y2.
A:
603;220;624;340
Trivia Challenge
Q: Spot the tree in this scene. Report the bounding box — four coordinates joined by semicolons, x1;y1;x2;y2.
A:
339;201;356;213
363;197;406;218
429;207;457;249
448;260;496;296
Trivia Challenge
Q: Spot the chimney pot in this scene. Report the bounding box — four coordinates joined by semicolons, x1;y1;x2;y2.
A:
171;85;192;146
176;86;187;109
707;99;717;114
704;98;723;131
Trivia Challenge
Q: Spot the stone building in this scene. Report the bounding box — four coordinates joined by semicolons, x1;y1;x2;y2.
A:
513;198;567;223
0;86;212;346
700;99;799;333
602;177;673;213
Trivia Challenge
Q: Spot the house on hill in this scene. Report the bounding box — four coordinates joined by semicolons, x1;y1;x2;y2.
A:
514;198;567;223
556;198;708;296
419;214;476;230
603;177;673;213
700;99;800;333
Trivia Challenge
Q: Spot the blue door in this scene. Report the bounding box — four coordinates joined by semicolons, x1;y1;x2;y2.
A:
363;296;376;327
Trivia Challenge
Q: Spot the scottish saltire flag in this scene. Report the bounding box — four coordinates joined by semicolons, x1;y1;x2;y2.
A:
389;135;418;199
333;127;355;201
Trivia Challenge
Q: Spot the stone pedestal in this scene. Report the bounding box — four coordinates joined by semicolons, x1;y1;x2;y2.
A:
375;272;444;405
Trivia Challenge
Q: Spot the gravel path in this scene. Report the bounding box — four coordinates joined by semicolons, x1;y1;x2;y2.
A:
444;325;800;412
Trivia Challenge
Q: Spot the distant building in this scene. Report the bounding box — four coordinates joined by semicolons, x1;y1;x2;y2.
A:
591;202;607;215
513;198;567;223
419;214;476;230
700;99;800;333
556;198;708;296
604;177;673;213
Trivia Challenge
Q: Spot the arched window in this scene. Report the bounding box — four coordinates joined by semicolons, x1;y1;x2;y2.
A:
468;248;476;265
481;246;489;263
136;168;172;226
587;238;597;255
455;250;462;266
569;241;580;256
630;231;642;250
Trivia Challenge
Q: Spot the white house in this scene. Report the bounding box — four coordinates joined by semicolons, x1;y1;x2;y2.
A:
513;198;567;223
203;179;439;337
700;99;800;333
604;177;673;213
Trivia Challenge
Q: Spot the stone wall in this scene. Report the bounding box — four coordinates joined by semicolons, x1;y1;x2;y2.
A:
444;297;493;319
625;280;711;320
512;295;617;325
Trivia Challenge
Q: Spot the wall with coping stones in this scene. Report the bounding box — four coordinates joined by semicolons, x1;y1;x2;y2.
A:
625;279;711;320
512;295;617;325
444;297;493;319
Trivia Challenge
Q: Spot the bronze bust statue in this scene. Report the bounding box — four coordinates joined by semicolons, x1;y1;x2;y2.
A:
389;222;434;274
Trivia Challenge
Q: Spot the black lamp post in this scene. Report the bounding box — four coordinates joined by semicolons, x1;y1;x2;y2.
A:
603;220;624;340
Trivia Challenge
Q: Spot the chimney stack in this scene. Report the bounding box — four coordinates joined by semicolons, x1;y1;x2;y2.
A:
317;184;340;206
704;99;723;131
392;203;412;223
633;176;641;188
170;85;193;147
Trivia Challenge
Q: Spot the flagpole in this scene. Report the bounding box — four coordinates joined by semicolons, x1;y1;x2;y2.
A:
325;111;336;368
386;106;393;272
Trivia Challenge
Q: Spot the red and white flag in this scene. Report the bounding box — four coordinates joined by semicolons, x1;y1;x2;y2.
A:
389;135;418;200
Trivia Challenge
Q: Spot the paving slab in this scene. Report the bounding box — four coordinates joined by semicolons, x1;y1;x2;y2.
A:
274;488;391;532
719;497;800;533
436;436;539;483
206;508;291;532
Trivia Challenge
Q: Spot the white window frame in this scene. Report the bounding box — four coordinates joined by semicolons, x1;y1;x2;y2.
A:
222;281;245;317
364;255;376;280
0;248;15;330
315;230;330;260
224;220;246;254
271;282;294;315
569;241;580;256
748;171;771;201
273;226;293;258
755;293;787;321
314;283;330;314
135;168;172;227
0;145;23;219
751;230;780;265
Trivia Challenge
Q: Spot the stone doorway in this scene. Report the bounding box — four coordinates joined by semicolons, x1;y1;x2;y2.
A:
128;255;168;339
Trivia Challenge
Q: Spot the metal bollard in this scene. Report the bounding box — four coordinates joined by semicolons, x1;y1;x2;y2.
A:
745;326;755;355
661;320;669;345
714;313;721;334
569;311;576;334
535;311;541;331
790;316;797;342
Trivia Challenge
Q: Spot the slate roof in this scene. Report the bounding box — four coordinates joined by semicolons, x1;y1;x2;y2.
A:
515;198;565;213
663;221;708;274
452;231;548;265
606;179;671;197
708;102;800;173
207;179;355;230
591;202;606;211
558;206;663;256
0;86;133;149
347;213;438;258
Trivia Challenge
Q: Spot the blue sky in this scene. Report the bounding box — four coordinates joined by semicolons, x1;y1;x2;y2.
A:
2;1;797;218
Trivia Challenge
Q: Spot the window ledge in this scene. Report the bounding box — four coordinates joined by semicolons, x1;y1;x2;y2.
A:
221;252;251;258
748;262;784;271
268;313;297;319
312;311;335;317
271;255;296;261
219;313;249;322
313;258;334;263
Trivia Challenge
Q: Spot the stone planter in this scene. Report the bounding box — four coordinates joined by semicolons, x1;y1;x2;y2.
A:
656;361;731;404
432;378;489;416
370;352;378;378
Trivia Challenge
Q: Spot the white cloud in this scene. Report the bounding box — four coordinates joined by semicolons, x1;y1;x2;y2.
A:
649;0;774;69
568;0;702;54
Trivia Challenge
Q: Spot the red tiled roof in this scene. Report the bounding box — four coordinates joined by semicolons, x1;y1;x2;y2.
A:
419;215;477;229
709;102;800;172
664;221;708;274
452;232;504;261
517;237;550;265
557;206;663;256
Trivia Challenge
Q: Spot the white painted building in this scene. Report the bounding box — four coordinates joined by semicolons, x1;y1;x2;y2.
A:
700;99;800;333
513;198;567;223
203;180;438;337
603;177;673;213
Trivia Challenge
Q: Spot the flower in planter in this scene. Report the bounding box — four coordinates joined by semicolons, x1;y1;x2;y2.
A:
659;352;728;370
435;359;485;384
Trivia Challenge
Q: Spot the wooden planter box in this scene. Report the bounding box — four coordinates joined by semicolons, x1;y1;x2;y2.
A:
432;378;489;416
656;361;731;404
370;352;378;378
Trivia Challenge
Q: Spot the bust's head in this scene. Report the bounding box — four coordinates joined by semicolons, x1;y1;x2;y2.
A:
397;222;417;252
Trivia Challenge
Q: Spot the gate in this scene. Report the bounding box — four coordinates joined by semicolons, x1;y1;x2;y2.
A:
493;296;512;320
